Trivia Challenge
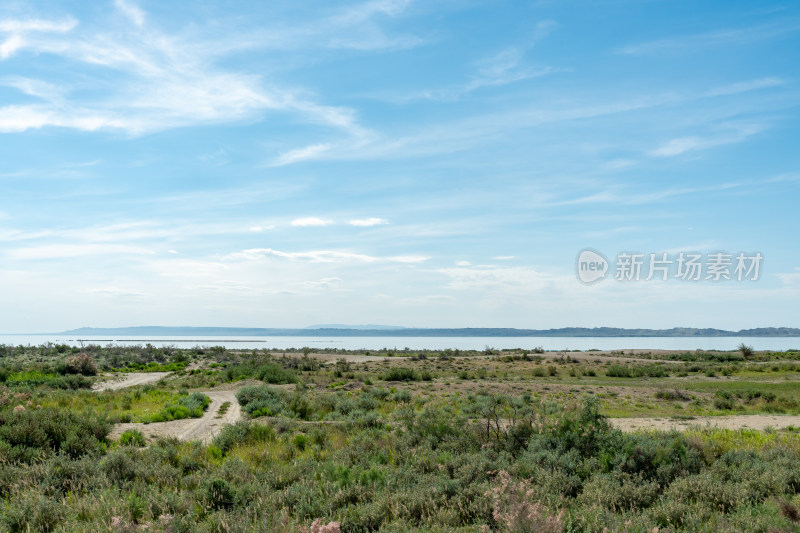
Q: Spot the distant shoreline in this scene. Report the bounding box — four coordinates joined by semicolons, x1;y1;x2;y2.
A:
33;326;800;337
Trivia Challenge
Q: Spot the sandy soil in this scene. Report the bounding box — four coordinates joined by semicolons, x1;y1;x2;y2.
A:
93;372;172;391
610;414;800;432
108;389;242;443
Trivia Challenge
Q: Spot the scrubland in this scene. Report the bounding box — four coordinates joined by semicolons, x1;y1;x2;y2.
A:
1;342;800;532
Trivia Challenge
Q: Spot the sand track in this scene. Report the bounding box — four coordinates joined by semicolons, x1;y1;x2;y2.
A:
108;389;242;444
93;372;172;391
610;414;800;432
95;372;244;443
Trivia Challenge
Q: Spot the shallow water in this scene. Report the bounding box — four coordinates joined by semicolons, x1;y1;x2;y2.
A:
0;335;797;352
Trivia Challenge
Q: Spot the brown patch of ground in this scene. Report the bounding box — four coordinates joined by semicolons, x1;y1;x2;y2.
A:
610;415;800;432
93;372;172;391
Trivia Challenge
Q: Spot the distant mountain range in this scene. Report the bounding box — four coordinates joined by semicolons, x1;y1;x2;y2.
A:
304;324;407;330
58;326;800;337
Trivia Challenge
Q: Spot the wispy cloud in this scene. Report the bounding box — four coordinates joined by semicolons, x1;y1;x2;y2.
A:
7;243;155;260
436;265;573;294
113;0;145;27
291;217;333;227
618;22;800;55
233;247;428;264
0;2;380;137
0;16;78;60
0;18;78;33
648;123;764;157
349;217;388;226
703;77;785;97
302;277;343;289
376;20;560;104
324;0;422;50
272;143;332;166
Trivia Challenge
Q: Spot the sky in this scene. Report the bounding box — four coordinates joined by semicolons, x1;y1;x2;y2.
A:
0;0;799;332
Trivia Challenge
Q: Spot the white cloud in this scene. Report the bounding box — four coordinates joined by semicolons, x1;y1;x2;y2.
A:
618;22;800;55
436;265;574;294
273;143;332;166
456;260;471;266
325;0;422;50
648;124;764;157
302;277;343;289
88;286;149;298
0;17;78;60
114;0;146;27
390;255;429;263
348;217;388;227
0;7;374;137
233;247;428;264
0;104;125;133
291;217;333;227
466;45;558;92
0;18;78;33
493;256;515;260
649;137;706;157
704;77;784;97
0;34;23;59
1;77;65;101
7;243;154;260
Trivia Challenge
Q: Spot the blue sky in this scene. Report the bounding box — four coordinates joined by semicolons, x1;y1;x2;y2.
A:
1;0;799;332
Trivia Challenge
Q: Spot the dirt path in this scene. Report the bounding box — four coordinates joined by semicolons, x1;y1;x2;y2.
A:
109;390;241;443
93;372;172;391
610;414;800;432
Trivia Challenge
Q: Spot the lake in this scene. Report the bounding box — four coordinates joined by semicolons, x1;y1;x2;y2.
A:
0;335;797;352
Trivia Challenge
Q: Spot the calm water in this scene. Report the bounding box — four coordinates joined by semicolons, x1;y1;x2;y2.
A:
0;335;797;352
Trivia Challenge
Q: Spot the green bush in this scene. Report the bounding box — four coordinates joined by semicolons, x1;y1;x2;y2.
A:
204;478;235;510
119;429;146;447
0;407;108;463
236;385;286;417
380;367;418;381
144;392;210;423
257;363;298;384
212;420;276;454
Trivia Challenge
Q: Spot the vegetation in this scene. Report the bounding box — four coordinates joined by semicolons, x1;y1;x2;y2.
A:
0;343;799;531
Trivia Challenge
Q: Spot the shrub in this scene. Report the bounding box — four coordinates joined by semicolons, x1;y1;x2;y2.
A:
237;385;286;417
739;343;755;358
380;367;417;381
486;470;564;533
607;365;667;378
145;392;210;422
257;363;298;384
1;492;65;532
204;478;235;510
0;407;108;463
654;389;690;401
212;420;276;454
119;429;146;447
64;353;98;376
102;448;140;486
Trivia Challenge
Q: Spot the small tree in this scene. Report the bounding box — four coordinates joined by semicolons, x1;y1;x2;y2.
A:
65;353;98;376
738;343;754;358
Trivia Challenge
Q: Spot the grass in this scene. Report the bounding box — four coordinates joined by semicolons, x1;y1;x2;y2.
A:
685;427;800;454
35;387;206;423
216;401;231;418
2;344;800;531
